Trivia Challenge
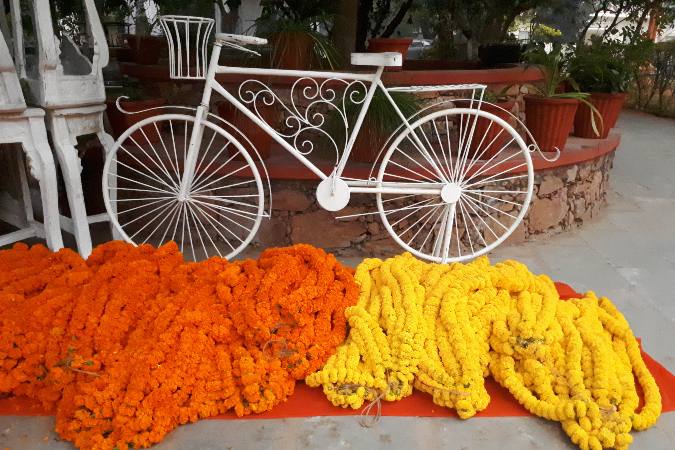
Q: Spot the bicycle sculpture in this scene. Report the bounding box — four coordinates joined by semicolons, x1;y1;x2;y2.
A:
104;15;555;263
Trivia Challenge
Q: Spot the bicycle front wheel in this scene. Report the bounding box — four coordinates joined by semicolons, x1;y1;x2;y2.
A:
102;114;264;261
376;107;533;263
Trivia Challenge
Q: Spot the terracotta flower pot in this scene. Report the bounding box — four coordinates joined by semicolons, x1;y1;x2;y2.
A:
367;38;412;71
524;96;579;153
217;102;275;160
573;92;626;139
106;98;166;143
270;32;315;70
454;100;516;159
124;35;164;65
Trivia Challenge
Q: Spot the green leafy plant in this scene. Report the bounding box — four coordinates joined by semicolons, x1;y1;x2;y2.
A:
569;38;651;93
631;40;675;117
473;87;511;103
524;43;602;135
523;43;583;98
325;89;421;161
352;90;421;138
255;0;339;69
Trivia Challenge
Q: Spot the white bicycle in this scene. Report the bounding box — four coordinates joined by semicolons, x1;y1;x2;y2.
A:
104;15;549;263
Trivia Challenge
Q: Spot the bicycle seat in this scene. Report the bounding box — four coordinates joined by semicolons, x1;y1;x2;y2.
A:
215;33;267;46
351;52;402;67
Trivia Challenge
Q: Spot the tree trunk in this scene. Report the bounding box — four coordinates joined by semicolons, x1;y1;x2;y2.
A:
333;0;359;59
355;0;373;51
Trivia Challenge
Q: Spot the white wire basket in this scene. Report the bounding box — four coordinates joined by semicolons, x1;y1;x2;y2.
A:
159;15;215;80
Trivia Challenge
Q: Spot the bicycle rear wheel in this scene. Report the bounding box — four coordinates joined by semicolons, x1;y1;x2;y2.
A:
102;114;264;261
376;107;533;263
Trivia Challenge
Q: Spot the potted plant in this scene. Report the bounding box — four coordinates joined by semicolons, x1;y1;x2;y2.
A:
115;0;163;65
106;78;166;143
356;0;416;67
569;38;647;138
255;0;339;70
328;90;420;163
454;89;516;159
522;44;598;153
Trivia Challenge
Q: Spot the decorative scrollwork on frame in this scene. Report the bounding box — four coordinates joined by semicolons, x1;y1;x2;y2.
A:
237;77;368;164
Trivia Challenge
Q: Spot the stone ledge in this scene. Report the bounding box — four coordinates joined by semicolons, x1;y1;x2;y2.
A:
250;136;619;257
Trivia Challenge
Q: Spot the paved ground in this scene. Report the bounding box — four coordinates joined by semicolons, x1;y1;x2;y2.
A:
1;110;674;449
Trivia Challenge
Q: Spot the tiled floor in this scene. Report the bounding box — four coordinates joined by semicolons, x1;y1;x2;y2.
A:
1;110;674;449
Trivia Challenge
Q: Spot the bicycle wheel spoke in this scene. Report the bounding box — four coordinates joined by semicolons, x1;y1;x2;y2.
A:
457;200;476;254
383;171;433;183
123;199;174;230
191;178;255;196
443;115;456;181
142;201;181;245
460;121;501;179
389;199;440;227
190;198;258;222
192;128;219;183
460;196;499;240
126;136;178;191
467;191;523;208
388;159;437;182
461;139;519;185
418;205;445;252
192;194;259;211
189;201;237;252
111;196;176;203
382;193;417;203
115;198;175;216
135;127;180;190
431;118;453;182
114;153;177;193
154;121;182;183
128;200;176;240
110;168;175;194
184;201;198;261
463;191;518;220
461;194;510;231
461;172;528;189
431;205;449;258
185;202;209;260
190;162;246;194
405;204;442;244
463;189;527;195
190;141;233;189
403;134;448;182
191;200;248;243
159;201;183;246
394;141;444;181
419;121;451;181
441;203;457;262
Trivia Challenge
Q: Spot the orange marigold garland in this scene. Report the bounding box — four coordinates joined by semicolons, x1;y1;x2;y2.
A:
0;242;357;450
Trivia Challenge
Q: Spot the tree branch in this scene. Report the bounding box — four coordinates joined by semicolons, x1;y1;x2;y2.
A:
381;0;414;38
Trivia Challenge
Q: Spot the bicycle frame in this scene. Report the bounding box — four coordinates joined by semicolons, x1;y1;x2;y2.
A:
177;42;444;200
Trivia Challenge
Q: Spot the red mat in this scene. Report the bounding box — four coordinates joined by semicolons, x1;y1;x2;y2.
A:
1;283;673;419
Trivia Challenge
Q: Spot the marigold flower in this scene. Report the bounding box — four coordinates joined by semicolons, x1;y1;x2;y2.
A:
0;242;357;450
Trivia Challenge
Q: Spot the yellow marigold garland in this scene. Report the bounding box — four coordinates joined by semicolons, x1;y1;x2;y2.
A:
306;253;661;450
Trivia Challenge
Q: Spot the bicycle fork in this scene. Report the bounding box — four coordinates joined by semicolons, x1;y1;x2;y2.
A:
178;43;223;201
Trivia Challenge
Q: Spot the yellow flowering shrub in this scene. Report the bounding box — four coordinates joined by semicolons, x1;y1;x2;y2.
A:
306;253;661;450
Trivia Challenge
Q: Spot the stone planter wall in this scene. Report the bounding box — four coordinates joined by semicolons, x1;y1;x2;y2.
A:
251;151;615;257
